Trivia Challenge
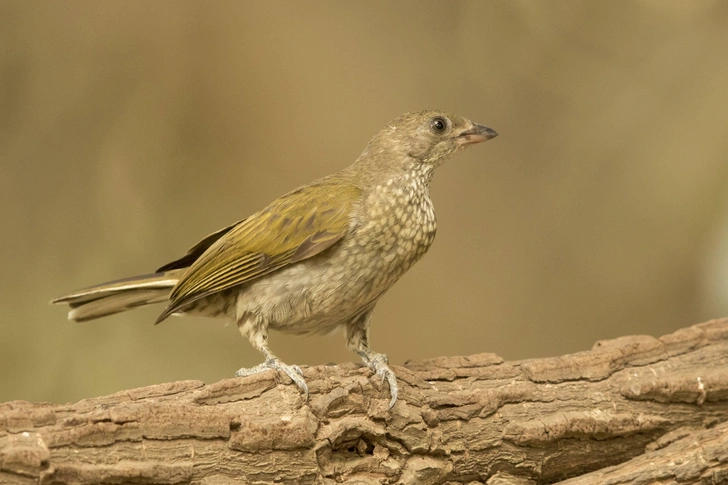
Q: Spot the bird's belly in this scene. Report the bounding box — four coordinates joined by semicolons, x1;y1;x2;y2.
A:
234;231;434;335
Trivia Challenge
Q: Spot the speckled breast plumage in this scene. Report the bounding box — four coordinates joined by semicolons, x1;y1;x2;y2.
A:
186;165;438;334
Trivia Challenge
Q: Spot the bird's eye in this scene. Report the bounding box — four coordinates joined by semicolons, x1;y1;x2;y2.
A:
429;117;447;133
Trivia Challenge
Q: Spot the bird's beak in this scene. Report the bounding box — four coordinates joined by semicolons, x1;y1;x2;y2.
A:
457;123;498;145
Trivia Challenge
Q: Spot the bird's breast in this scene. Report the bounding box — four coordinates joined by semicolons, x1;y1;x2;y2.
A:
232;177;438;334
354;177;437;277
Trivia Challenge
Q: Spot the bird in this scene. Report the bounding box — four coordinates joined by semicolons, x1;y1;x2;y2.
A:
51;110;497;408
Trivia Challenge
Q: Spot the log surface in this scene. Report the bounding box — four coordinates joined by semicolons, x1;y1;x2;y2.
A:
2;318;728;484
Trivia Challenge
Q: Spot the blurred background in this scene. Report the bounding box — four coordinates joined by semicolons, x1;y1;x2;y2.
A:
2;1;728;404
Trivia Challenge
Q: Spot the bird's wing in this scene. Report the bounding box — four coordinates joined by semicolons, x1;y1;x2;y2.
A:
155;182;361;323
155;219;246;272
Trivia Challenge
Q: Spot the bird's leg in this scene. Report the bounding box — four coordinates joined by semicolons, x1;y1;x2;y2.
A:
235;315;308;400
345;309;398;408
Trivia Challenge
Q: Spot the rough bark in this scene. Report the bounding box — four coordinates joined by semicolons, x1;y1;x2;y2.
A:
2;318;728;485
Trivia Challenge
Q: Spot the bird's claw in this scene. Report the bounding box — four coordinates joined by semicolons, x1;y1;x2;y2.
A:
365;352;398;409
235;359;309;401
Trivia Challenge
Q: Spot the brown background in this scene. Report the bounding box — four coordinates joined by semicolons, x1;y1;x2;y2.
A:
2;1;728;404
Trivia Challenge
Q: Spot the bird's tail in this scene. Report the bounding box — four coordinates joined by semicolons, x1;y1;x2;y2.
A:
50;271;181;322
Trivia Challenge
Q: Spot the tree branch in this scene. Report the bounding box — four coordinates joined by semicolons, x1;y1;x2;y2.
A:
2;318;728;484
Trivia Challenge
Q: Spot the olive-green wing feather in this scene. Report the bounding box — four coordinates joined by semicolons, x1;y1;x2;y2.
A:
155;182;360;323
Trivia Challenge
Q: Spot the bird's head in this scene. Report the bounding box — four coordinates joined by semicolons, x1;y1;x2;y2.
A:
359;110;497;171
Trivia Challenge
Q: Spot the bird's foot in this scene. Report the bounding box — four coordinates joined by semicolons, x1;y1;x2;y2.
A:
363;352;398;409
235;359;308;401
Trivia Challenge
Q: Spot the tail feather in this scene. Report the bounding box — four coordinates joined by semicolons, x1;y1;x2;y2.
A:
51;271;180;322
67;289;170;322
